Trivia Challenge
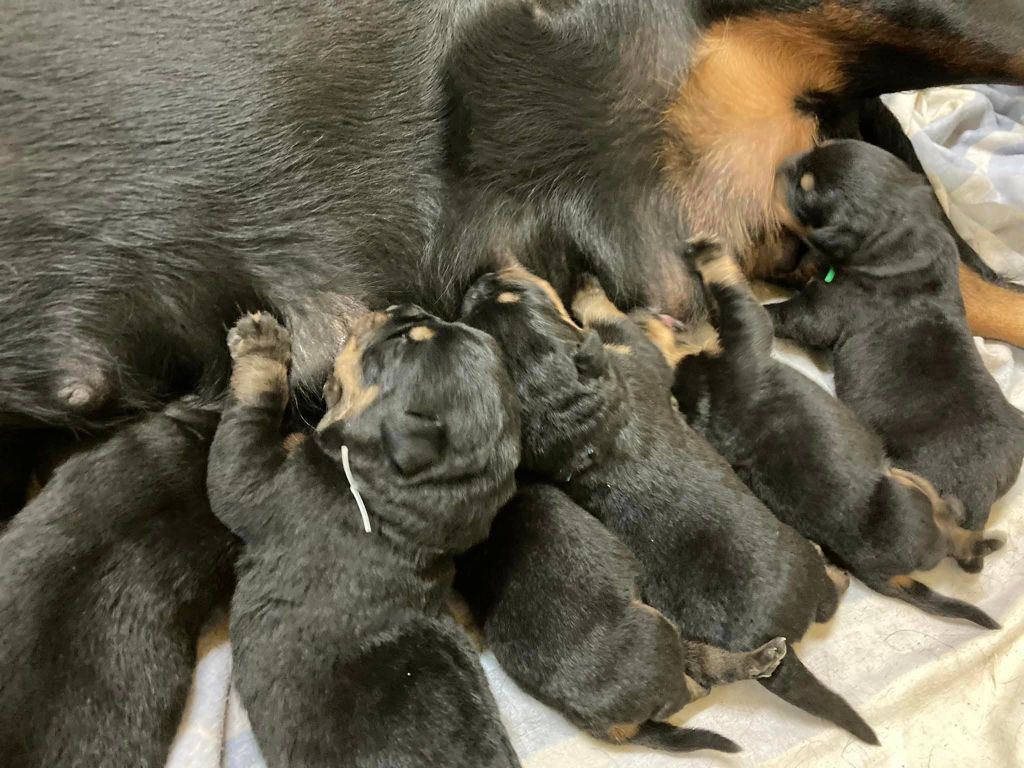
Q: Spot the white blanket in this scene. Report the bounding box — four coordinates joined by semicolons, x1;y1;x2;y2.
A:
168;86;1024;768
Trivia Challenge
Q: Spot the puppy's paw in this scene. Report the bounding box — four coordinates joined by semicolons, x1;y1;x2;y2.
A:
749;637;787;679
228;312;292;365
957;529;1007;573
571;274;623;325
682;237;723;270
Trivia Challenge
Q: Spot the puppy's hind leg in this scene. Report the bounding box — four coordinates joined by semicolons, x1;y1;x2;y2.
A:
889;468;1006;573
207;312;293;539
683;637;788;689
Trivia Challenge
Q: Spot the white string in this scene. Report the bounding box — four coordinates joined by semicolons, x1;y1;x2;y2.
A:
341;445;372;534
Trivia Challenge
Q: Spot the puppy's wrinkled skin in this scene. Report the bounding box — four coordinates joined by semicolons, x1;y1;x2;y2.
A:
207;309;522;768
670;242;1003;629
771;140;1024;530
458;483;787;754
461;270;876;744
0;404;237;768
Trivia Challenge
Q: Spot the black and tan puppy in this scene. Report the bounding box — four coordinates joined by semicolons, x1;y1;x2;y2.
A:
206;309;522;768
460;268;876;744
663;242;1003;628
457;483;787;755
770;140;1024;530
0;401;236;768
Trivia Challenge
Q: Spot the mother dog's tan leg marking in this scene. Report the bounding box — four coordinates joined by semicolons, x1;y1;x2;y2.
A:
958;264;1024;348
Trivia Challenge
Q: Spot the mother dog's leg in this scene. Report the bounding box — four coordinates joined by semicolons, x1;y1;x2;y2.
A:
0;402;237;768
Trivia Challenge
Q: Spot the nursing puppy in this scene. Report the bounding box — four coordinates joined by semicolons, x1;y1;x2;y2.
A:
771;140;1024;530
457;483;787;755
663;242;1003;628
460;269;876;744
0;402;236;768
207;309;522;768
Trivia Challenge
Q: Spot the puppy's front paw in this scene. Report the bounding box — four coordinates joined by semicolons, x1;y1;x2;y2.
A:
228;312;292;365
682;237;723;270
750;637;787;678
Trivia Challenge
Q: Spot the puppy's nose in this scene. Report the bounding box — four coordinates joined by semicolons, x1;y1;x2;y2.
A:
461;273;502;317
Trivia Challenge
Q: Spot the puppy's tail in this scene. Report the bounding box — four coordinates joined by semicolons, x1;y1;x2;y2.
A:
627;721;740;754
759;651;878;745
874;576;1000;630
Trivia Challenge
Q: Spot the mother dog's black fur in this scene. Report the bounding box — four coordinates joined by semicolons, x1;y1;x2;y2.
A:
3;0;1022;436
770;140;1024;530
207;308;521;767
460;270;875;744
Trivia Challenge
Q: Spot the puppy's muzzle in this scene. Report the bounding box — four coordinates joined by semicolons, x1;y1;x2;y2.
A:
461;272;504;317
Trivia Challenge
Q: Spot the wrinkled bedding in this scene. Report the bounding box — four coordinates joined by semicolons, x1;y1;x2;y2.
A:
167;86;1024;768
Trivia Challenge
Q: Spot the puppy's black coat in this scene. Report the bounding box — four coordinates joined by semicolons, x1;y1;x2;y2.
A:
458;483;788;754
770;140;1024;530
207;309;521;768
461;269;875;744
669;243;1003;628
0;403;236;768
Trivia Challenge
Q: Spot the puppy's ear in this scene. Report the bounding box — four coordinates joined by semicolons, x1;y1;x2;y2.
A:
573;330;607;381
805;225;861;260
323;376;341;410
381;411;447;476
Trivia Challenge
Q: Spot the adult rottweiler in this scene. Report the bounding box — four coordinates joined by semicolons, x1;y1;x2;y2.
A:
460;268;872;743
663;241;1005;627
207;308;522;767
770;140;1024;530
3;0;1023;755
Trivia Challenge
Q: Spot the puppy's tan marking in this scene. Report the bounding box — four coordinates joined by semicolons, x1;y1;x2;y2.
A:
500;265;583;330
825;563;851;597
695;252;744;288
639;316;720;368
283;432;307;456
318;311;387;430
889;467;1004;568
607;723;641;743
408;325;435;342
684;675;710;701
448;592;486;653
604;343;632;356
496;291;520;304
571;276;627;327
799;172;815;192
231;357;289;408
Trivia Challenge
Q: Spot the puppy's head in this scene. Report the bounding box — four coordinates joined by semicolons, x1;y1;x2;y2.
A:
460;267;624;478
316;305;520;551
775;139;941;270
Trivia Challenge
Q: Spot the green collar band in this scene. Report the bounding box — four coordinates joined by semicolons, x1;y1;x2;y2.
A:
824;266;836;284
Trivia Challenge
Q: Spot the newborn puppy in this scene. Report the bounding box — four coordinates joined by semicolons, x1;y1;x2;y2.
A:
461;268;877;745
457;483;787;755
664;242;1003;628
771;139;1024;530
207;309;522;768
0;401;236;768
